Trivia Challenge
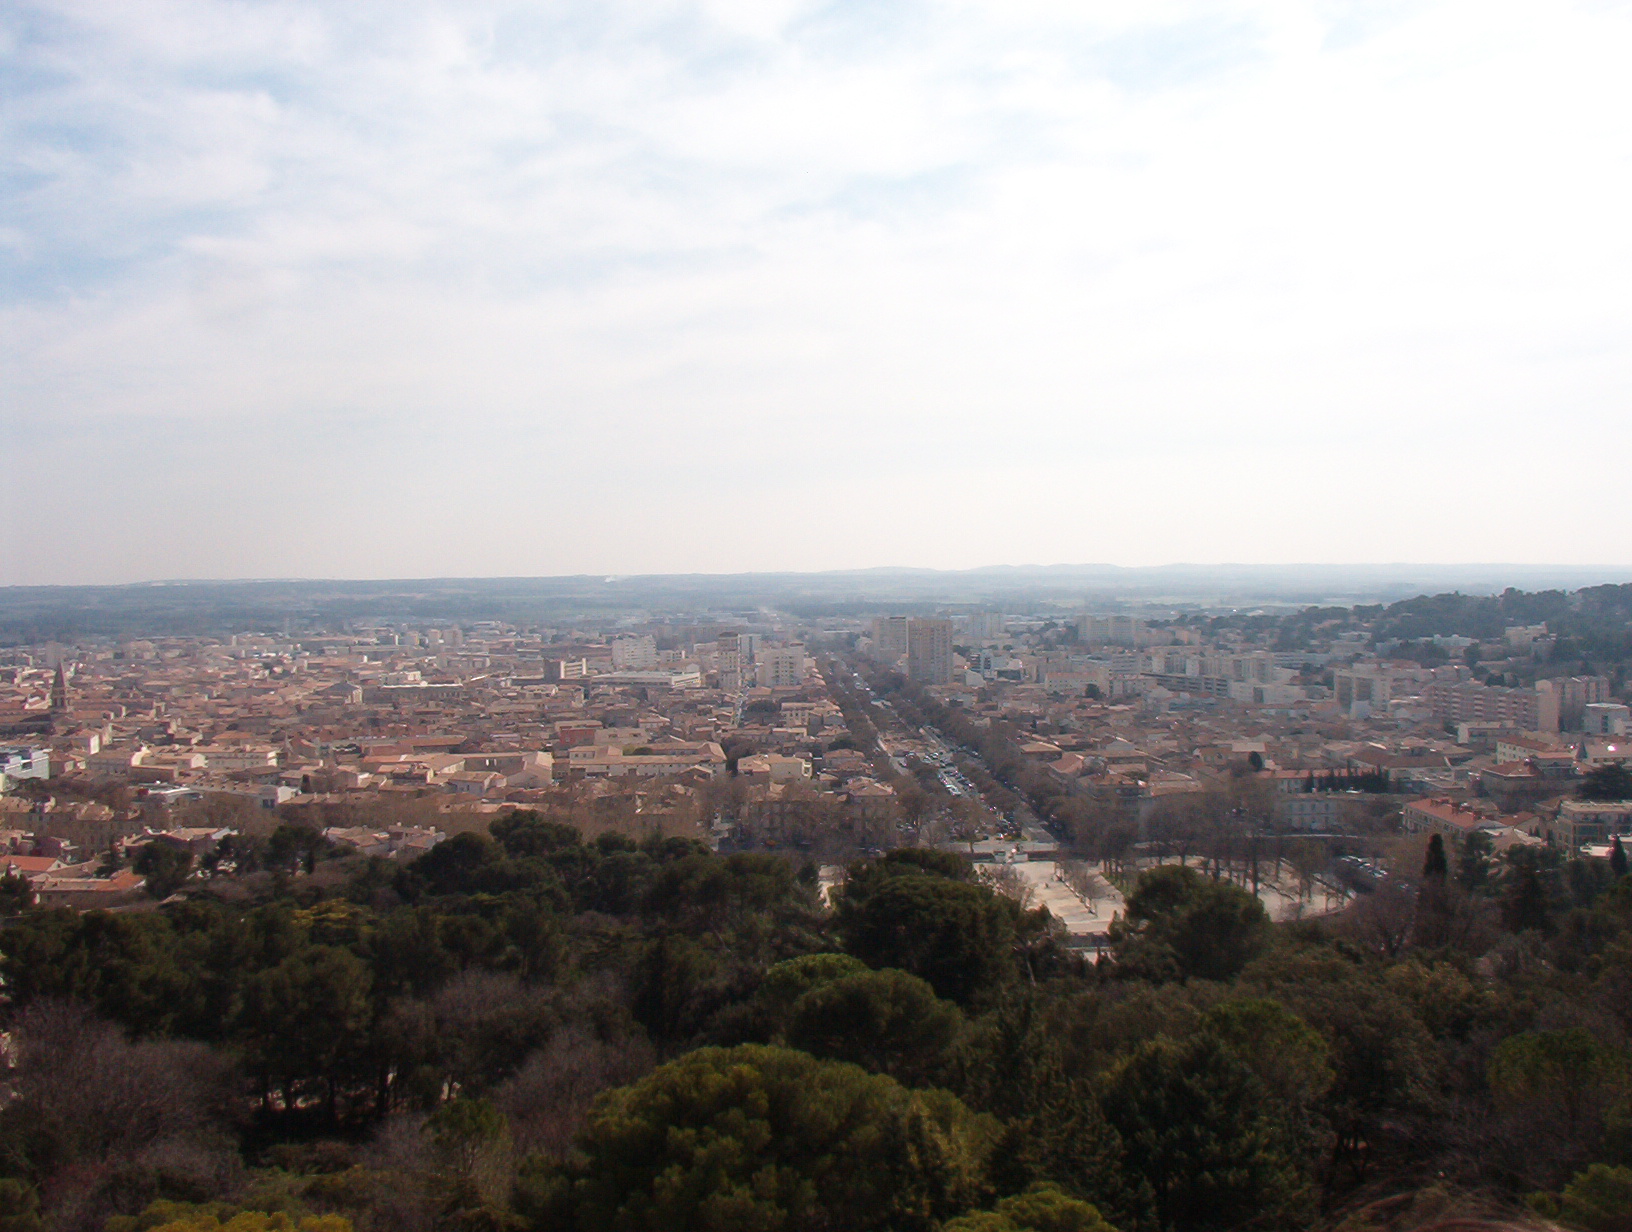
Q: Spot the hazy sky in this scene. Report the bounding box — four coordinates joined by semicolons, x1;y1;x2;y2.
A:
4;0;1630;585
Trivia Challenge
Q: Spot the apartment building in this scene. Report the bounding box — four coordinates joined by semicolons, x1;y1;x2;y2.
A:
871;617;910;662
1333;664;1415;718
611;635;659;670
1554;799;1632;849
1582;703;1632;736
756;646;808;690
1423;679;1560;732
907;619;954;686
1077;614;1145;646
1553;676;1613;729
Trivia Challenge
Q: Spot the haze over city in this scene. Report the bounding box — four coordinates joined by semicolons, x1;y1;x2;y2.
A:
6;0;1632;585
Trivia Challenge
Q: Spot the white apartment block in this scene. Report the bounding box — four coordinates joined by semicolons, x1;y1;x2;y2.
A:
756;646;807;689
611;635;659;670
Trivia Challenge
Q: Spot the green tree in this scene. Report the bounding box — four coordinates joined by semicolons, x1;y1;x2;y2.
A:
561;1045;995;1232
1241;952;1434;1184
1422;835;1448;880
1541;1163;1632;1232
240;945;374;1120
1613;837;1629;879
489;811;581;858
0;1180;41;1232
785;967;962;1086
110;1205;352;1232
1503;855;1554;934
1099;1034;1311;1232
837;866;1020;1005
756;953;870;1014
944;1184;1117;1232
1581;763;1632;802
1457;830;1495;892
0;871;32;917
1490;1028;1630;1144
1110;865;1270;983
134;843;194;899
1195;999;1333;1128
425;1097;509;1179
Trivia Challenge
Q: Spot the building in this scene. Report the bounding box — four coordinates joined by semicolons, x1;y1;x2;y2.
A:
610;636;659;670
907;619;954;686
144;826;236;857
715;633;743;690
0;746;50;791
1403;797;1492;839
1552;676;1612;730
1423;680;1560;732
1494;734;1576;769
871;617;910;663
197;745;280;772
1078;614;1145;647
1273;792;1362;832
85;745;148;780
593;669;702;689
1581;703;1631;736
959;612;1005;640
737;754;812;785
458;750;554;787
1554;800;1632;849
756;646;808;690
565;743;726;779
1332;664;1412;719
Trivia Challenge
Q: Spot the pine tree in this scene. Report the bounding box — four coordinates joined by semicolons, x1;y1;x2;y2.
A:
1422;834;1448;881
1611;835;1628;878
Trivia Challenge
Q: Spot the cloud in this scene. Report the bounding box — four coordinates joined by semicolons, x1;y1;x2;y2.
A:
3;0;1631;583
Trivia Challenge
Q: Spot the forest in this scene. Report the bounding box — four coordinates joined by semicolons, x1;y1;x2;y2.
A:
1;812;1631;1232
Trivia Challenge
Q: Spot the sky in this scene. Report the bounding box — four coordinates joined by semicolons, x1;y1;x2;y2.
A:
3;0;1631;586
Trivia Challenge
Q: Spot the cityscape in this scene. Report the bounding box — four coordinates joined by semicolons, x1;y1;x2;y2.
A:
7;0;1632;1230
7;576;1632;930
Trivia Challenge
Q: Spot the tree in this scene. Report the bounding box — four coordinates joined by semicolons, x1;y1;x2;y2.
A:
1489;1028;1630;1147
1414;834;1458;948
490;811;580;858
1457;830;1494;892
1503;854;1554;934
4;1001;238;1222
559;1045;995;1232
1422;834;1448;881
785;967;962;1086
836;859;1022;1005
1098;1034;1311;1232
134;843;193;899
0;1180;41;1232
425;1095;511;1217
265;824;328;875
944;1184;1117;1232
1110;864;1270;983
1580;763;1632;802
1613;836;1629;878
240;946;373;1120
1241;951;1435;1184
1531;1163;1632;1232
754;952;870;1016
109;1206;352;1232
0;870;33;917
1195;999;1333;1134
